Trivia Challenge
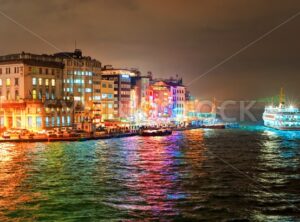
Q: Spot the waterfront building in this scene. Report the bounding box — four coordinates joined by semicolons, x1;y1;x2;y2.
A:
0;52;72;130
101;66;135;120
100;79;114;121
149;77;186;122
53;49;102;125
148;81;172;120
130;72;150;122
169;83;186;121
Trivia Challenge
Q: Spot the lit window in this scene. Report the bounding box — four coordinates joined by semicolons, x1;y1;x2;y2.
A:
36;117;42;128
52;117;55;126
45;79;49;86
32;89;37;99
45;117;49;127
39;78;42;85
0;79;2;86
32;77;37;85
6;78;11;86
51;79;55;86
102;93;107;99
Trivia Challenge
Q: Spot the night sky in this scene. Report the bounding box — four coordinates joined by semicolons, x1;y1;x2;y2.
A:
1;0;299;100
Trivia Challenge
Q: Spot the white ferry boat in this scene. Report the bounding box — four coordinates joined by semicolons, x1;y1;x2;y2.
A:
263;89;300;130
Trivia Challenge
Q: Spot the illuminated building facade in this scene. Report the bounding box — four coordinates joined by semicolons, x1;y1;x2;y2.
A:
148;81;172;119
101;66;135;120
54;49;102;124
130;74;150;120
0;52;72;130
170;85;186;120
100;79;114;121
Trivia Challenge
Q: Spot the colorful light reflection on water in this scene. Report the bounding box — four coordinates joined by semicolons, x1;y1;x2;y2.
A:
0;127;299;221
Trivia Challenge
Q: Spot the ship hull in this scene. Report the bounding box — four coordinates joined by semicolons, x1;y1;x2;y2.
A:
264;125;300;131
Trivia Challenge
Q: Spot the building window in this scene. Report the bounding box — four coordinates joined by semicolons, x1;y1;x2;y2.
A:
27;117;32;128
45;79;49;86
45;117;49;127
6;78;11;86
6;68;10;74
38;89;42;100
6;90;10;100
51;79;55;86
0;79;2;86
36;117;42;128
0;68;2;74
51;90;55;99
102;83;107;88
39;78;42;85
32;77;37;85
39;68;42;74
57;117;60;126
32;89;37;99
15;90;19;100
15;78;19;86
46;90;49;99
16;117;21;128
108;84;113;88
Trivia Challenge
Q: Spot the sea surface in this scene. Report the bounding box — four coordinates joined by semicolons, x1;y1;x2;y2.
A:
0;125;300;221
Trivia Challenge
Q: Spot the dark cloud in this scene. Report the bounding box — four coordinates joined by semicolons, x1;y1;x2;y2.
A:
0;0;299;100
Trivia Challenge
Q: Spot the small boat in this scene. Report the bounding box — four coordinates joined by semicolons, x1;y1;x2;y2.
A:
140;128;172;136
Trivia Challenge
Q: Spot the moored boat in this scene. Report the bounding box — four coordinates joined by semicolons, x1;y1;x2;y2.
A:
203;124;225;129
140;128;172;136
263;88;300;130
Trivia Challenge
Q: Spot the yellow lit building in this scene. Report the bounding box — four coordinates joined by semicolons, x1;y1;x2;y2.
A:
0;52;73;131
54;49;102;124
99;79;114;121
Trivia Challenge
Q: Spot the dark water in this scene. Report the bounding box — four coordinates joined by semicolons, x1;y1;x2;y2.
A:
0;126;300;221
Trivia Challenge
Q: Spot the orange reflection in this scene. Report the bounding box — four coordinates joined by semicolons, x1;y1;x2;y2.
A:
0;143;40;220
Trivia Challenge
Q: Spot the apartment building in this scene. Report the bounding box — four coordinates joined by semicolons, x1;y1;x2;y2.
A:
0;52;72;130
